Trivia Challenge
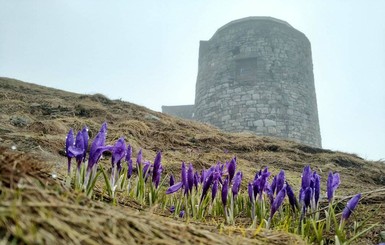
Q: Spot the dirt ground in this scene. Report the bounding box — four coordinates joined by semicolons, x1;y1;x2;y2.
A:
1;77;384;244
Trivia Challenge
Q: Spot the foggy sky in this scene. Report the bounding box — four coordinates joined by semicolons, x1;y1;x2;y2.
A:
1;0;384;160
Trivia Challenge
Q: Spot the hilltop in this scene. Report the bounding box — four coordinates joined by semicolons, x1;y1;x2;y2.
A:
0;77;384;244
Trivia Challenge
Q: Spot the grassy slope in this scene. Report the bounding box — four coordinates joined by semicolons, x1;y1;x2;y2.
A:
0;77;384;244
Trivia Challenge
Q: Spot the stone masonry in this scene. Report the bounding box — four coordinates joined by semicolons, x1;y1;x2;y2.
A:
162;17;322;148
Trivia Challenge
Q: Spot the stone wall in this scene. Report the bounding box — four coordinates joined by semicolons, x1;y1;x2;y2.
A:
161;105;194;120
194;17;322;147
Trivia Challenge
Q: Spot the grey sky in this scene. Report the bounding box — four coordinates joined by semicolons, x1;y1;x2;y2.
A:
1;0;384;160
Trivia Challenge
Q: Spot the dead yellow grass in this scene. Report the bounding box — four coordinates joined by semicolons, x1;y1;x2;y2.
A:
1;77;384;244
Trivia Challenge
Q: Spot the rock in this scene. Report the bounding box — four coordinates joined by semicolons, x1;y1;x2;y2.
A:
10;115;30;127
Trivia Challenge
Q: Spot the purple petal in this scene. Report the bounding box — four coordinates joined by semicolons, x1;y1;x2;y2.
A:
65;128;75;158
166;182;183;194
187;163;194;194
342;194;361;221
125;144;132;162
68;145;85;157
127;159;133;179
212;180;218;202
271;185;286;218
222;177;229;207
232;171;243;197
111;137;126;166
276;170;285;194
169;174;175;187
152;151;162;186
301;165;312;190
201;172;213;203
227;157;237;183
313;172;320;205
194;171;199;190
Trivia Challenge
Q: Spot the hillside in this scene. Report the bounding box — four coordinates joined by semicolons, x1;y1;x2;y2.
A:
0;77;384;244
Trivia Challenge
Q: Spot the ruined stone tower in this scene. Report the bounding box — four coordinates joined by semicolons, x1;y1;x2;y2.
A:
163;17;322;148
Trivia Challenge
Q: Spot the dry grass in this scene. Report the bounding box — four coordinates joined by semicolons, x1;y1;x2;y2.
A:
0;147;304;245
0;77;384;244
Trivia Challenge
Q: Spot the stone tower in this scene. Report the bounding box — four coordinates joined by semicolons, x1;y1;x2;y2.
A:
163;17;322;148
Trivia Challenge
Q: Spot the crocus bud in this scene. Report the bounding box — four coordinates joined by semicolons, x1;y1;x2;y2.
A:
341;194;361;221
111;137;126;170
222;177;229;207
227;157;236;183
152;151;162;187
270;185;286;218
276;170;285;194
327;171;340;203
187;163;194;194
286;182;298;211
201;172;213;203
313;172;320;206
212;180;218;202
232;171;242;197
170;174;175;187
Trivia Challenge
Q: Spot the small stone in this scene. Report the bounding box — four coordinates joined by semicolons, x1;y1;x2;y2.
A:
144;114;160;121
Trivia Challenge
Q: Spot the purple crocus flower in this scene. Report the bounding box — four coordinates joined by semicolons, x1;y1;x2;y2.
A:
109;137;126;188
152;151;162;188
267;185;275;206
341;193;361;221
327;171;340;203
179;210;185;218
313;171;321;207
194;171;199;191
256;167;270;199
252;178;260;200
111;137;126;173
303;187;312;209
187;163;194;194
65;128;75;174
166;182;183;194
286;182;299;211
81;126;89;162
181;162;188;195
169;174;175;187
68;130;85;171
125;145;133;179
212;180;218;202
222;177;229;207
276;170;285;194
142;161;151;182
200;171;214;203
227;157;237;183
154;166;162;188
200;169;206;184
87;124;109;172
270;185;286;218
232;171;243;197
271;175;277;195
299;165;312;200
169;205;175;213
100;122;107;133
